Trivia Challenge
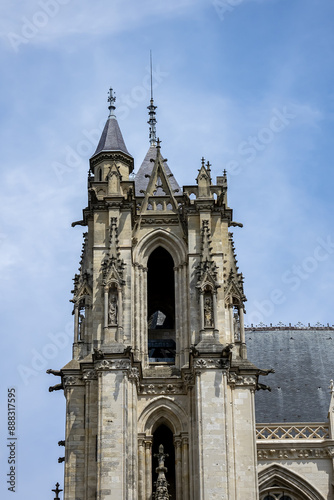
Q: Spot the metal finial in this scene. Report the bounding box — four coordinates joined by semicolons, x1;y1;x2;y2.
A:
201;157;205;168
52;482;63;500
206;161;211;171
147;50;157;146
223;169;227;176
156;137;161;149
150;50;153;101
108;88;116;118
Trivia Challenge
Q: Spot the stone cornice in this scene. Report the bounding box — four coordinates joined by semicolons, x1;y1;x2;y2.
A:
257;440;334;461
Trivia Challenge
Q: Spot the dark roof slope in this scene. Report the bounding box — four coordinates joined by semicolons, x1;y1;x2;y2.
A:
246;327;334;422
92;117;132;158
135;145;181;196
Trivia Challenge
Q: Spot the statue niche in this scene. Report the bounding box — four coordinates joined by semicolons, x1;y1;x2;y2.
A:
233;307;241;342
203;291;214;328
78;309;86;340
108;290;118;326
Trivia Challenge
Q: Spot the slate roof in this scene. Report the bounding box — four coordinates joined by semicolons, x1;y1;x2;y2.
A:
135;145;181;196
246;327;334;423
91;116;132;158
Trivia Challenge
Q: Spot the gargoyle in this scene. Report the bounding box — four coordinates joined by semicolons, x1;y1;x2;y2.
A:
93;348;104;360
49;383;63;392
58;457;65;463
123;346;132;355
258;368;275;376
46;369;61;377
257;383;271;392
58;440;65;447
222;343;234;356
190;345;200;357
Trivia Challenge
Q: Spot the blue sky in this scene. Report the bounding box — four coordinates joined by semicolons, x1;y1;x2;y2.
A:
1;0;334;497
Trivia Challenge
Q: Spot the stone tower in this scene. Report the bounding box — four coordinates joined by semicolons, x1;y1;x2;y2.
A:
58;87;268;500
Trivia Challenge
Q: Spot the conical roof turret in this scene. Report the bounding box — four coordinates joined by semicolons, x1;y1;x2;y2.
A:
91;88;132;159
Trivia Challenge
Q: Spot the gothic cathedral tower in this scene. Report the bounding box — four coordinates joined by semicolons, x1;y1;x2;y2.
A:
57;88;266;500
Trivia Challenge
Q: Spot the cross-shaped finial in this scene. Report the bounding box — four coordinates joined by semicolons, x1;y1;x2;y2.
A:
108;88;116;117
206;161;211;171
52;482;63;499
156;137;161;149
223;169;227;176
201;157;205;168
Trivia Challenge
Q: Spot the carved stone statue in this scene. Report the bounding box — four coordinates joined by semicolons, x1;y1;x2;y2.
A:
79;312;85;339
108;293;118;325
233;312;241;341
204;295;213;327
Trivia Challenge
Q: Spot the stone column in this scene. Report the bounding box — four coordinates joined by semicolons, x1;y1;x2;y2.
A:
134;264;140;358
142;267;148;364
174;266;180;367
104;287;109;328
212;292;218;331
239;308;247;358
180;264;187;366
174;436;182;499
229;298;234;344
145;437;152;500
138;436;145;500
139;267;145;362
117;287;123;342
74;305;79;343
199;292;204;331
181;435;189;500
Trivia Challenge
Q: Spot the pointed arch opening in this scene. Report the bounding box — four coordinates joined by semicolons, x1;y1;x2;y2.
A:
138;399;189;500
259;464;326;500
147;246;176;363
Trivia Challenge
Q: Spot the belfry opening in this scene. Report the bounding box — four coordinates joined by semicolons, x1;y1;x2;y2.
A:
147;246;176;362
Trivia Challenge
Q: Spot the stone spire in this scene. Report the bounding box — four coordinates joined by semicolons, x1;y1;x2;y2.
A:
153;444;170;500
147;51;157;146
91;87;132;159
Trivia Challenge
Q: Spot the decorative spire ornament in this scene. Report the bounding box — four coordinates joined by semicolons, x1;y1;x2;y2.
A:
108;87;116;119
147;51;157;146
153;444;170;500
52;482;63;500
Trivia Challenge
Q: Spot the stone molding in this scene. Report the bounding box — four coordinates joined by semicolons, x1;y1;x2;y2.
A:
193;358;229;370
228;372;257;387
63;374;84;388
82;369;98;381
257;447;334;460
139;382;185;395
95;359;131;371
